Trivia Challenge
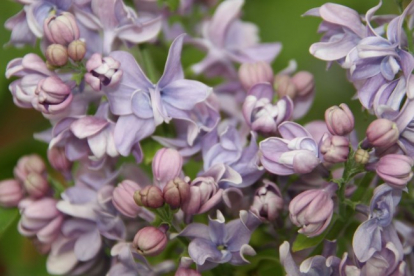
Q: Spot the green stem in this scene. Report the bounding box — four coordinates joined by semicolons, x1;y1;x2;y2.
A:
140;46;159;83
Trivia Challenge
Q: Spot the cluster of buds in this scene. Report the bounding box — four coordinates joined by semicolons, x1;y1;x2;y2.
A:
274;71;314;100
321;103;354;164
44;12;86;67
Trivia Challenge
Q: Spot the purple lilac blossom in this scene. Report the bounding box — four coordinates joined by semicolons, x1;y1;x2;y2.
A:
189;0;281;77
102;34;212;157
175;210;260;271
259;121;321;175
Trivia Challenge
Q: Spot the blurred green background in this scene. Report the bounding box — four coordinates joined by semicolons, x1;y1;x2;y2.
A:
0;0;398;275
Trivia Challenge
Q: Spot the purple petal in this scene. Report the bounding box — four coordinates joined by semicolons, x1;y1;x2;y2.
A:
188;238;228;265
70;117;109;138
74;229;102;261
114;115;155;156
208;211;226;245
352;219;382;262
248;83;274;100
131;91;153;119
278;121;312;140
158;34;186;88
207;0;244;47
162;79;210;110
279;242;302;276
116;16;162;44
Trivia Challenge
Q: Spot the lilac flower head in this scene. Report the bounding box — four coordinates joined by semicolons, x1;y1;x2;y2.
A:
260;121;321;175
243;83;293;134
176;210;260;271
353;184;403;262
102;34;212;157
203;121;263;187
189;0;281;77
304;3;366;62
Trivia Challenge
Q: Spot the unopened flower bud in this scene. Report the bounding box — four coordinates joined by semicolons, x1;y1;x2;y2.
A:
366;119;399;149
289;183;337;237
355;149;370;164
163;177;190;209
47;147;72;174
14;154;46;183
0;179;24;207
68;40;86;61
250;180;283;222
376;154;413;189
320;135;350;163
325;103;354;136
134;186;164;209
84;53;123;91
113;180;142;217
44;12;80;45
291;71;314;97
133;226;168;256
18;198;63;243
274;74;296;99
33;76;73;114
45;44;68;67
153;148;183;189
238;61;274;91
24;172;49;198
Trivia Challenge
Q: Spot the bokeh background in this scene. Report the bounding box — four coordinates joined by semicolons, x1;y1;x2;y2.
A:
0;0;398;275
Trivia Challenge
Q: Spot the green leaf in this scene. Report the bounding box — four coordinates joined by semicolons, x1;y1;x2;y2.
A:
292;232;327;252
0;208;19;238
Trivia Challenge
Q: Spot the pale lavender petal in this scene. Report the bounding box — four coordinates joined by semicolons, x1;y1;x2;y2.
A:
207;0;244;47
161;79;210;110
70;117;109;138
116;16;162;44
188;238;227;265
248;83;273;100
279;121;312;140
158;34;186;88
353;219;382;262
74;229;102;261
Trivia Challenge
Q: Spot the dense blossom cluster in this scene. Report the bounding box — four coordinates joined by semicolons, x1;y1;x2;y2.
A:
1;0;414;275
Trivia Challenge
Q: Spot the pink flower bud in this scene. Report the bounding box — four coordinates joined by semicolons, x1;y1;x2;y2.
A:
134;186;164;209
33;76;73;114
355;149;370;164
47;147;72;174
68;40;86;61
45;44;68;67
0;179;24;207
250;180;283;222
14;154;46;183
238;61;274;91
153;148;183;189
18;198;64;243
181;176;222;215
163;177;190;209
44;12;80;45
85;53;123;91
113;180;142;217
24;172;50;198
289;184;337;237
274;74;297;99
366;119;399;149
291;71;314;97
325;103;354;136
133;226;168;256
320;135;350;163
376;154;413;189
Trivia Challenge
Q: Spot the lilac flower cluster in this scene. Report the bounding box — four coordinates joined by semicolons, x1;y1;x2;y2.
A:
1;0;414;275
